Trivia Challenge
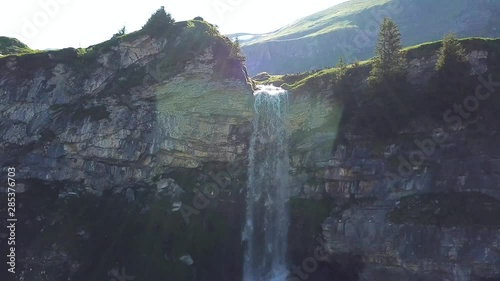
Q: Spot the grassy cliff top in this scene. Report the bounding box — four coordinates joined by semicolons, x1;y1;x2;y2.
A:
254;37;500;92
0;18;238;60
0;17;246;82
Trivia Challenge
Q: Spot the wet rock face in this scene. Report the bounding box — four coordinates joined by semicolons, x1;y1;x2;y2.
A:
0;34;253;193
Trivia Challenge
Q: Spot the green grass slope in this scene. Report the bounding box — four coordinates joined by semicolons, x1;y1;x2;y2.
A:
255;37;500;90
241;0;500;75
0;36;34;56
245;0;392;44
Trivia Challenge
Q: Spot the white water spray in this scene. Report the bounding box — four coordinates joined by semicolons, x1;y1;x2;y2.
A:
243;85;290;281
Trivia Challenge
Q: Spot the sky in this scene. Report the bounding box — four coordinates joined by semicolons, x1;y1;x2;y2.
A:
0;0;348;50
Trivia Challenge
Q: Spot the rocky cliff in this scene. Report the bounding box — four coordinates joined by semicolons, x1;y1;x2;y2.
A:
0;19;255;281
279;38;500;281
0;20;253;194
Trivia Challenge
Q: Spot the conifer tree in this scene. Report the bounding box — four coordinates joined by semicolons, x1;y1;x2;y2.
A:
434;33;470;102
369;17;406;85
436;33;467;72
143;6;175;36
335;56;347;86
367;18;409;138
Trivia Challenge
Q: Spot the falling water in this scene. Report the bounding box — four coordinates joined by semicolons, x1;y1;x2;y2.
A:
242;85;290;281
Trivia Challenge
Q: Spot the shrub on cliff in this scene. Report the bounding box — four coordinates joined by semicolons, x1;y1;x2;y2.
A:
112;26;127;39
434;33;470;103
142;6;175;36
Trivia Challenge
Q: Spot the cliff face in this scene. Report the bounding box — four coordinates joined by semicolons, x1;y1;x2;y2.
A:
0;21;256;281
0;23;253;194
321;129;500;281
283;39;500;281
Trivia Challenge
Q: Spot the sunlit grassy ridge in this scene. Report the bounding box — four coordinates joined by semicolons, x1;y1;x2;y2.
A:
261;37;500;142
240;0;500;75
243;0;492;46
243;0;391;44
254;37;500;91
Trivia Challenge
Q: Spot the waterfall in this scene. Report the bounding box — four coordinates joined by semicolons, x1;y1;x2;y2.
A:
243;85;290;281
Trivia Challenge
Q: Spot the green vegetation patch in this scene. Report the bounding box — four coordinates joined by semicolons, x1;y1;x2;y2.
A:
288;101;342;155
154;78;253;117
404;37;500;60
387;192;500;227
280;60;372;92
0;36;36;56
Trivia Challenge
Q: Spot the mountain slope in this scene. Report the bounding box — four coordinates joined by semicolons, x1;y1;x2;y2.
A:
240;0;500;75
0;36;33;55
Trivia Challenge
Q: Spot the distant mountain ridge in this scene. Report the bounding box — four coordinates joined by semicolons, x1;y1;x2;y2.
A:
239;0;500;75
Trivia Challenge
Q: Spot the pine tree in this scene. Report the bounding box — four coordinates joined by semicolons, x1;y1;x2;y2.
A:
367;18;409;137
435;33;467;72
369;17;406;85
231;37;245;61
142;6;175;36
435;33;469;101
334;56;347;86
234;37;240;49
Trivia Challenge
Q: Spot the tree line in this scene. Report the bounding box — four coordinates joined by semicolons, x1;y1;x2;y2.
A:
333;17;470;138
